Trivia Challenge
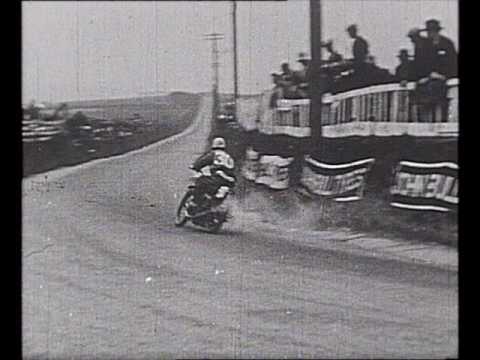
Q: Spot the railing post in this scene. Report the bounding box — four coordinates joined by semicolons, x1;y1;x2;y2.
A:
309;0;323;152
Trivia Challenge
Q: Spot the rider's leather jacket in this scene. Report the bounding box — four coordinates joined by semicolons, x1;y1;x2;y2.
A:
192;149;236;184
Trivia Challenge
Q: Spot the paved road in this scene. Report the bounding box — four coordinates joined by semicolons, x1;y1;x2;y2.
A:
23;97;457;359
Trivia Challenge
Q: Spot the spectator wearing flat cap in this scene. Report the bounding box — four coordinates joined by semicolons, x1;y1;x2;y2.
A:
422;19;458;79
395;49;414;84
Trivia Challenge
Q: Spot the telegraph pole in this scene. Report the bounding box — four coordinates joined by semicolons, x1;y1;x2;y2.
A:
36;53;40;102
309;0;323;150
204;32;224;120
232;0;239;119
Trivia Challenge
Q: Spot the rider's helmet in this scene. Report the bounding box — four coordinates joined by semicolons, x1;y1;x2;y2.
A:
211;137;226;150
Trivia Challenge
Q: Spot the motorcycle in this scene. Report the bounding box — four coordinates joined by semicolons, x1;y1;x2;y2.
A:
174;167;233;233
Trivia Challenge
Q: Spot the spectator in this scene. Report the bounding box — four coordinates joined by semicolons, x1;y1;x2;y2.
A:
395;49;413;83
293;52;310;82
412;19;457;122
346;24;369;66
269;72;283;108
294;52;311;98
280;62;294;83
346;24;371;90
407;27;431;80
278;62;300;99
421;19;458;79
321;40;343;63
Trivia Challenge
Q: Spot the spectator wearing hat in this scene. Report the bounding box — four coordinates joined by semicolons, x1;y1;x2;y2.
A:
279;62;294;84
293;52;311;98
422;19;457;79
413;19;457;122
395;49;413;84
278;62;297;98
295;52;311;81
407;27;431;81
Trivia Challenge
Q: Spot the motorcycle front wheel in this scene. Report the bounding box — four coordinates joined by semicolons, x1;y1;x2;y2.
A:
175;190;194;227
205;212;227;234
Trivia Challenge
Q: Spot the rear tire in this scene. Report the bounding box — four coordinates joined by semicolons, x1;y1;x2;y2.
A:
175;191;193;227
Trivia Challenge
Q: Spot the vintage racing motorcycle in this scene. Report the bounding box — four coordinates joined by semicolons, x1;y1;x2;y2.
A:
174;167;233;233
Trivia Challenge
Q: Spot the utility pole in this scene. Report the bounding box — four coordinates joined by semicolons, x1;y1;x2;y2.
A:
204;32;224;121
232;0;239;120
309;0;323;150
75;1;80;97
35;53;40;102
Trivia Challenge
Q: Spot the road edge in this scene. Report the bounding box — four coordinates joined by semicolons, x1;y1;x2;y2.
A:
22;96;210;185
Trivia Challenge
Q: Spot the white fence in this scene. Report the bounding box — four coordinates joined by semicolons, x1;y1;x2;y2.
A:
257;78;458;138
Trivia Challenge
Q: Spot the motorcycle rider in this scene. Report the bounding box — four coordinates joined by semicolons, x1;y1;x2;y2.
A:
188;137;236;215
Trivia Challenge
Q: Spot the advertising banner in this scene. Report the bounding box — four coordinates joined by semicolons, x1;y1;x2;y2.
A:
390;161;458;212
241;147;260;181
300;157;375;201
255;155;294;190
242;148;293;190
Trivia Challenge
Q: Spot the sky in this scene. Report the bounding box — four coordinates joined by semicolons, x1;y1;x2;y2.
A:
22;0;458;103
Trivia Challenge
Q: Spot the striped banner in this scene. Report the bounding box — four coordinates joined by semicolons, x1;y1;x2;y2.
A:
241;148;293;190
300;157;375;201
22;118;65;143
241;147;260;181
390;161;458;212
255;155;294;190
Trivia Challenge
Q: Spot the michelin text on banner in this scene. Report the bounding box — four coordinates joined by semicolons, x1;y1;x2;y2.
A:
390;161;458;212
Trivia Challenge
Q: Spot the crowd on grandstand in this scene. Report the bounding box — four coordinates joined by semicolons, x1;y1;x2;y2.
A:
270;19;457;106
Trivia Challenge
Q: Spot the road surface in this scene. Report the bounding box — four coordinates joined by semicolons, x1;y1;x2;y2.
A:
23;97;457;359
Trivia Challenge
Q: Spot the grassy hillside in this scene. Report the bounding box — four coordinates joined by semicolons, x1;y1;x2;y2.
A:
23;93;201;177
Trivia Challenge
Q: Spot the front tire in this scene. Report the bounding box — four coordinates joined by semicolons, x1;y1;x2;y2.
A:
206;211;227;234
207;217;223;234
175;191;194;227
